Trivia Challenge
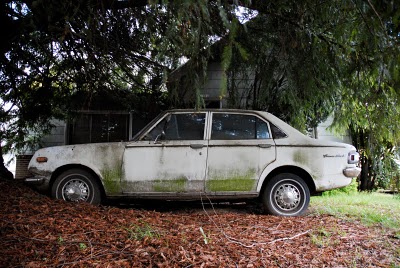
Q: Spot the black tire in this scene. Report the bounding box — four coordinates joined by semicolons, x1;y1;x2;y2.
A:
262;173;310;216
51;169;102;204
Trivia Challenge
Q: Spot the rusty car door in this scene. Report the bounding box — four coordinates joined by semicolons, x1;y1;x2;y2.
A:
205;112;276;195
122;112;208;196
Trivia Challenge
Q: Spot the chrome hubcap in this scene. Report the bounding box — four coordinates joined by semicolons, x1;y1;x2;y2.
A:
274;183;301;210
62;179;89;202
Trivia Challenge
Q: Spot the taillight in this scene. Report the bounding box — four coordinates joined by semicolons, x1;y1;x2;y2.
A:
348;151;359;164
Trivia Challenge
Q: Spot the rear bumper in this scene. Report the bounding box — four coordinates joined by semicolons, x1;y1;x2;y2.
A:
343;167;361;178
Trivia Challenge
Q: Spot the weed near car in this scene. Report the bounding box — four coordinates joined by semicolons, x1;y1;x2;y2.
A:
124;221;161;241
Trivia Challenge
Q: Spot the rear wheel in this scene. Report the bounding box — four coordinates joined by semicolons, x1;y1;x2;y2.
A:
262;173;310;216
51;169;101;204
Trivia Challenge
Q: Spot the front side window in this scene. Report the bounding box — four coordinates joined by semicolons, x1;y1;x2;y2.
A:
144;113;206;141
211;113;270;140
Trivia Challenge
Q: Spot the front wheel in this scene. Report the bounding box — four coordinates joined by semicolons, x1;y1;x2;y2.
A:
262;173;310;216
51;169;102;204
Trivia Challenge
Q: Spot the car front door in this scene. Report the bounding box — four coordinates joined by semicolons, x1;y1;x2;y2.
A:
122;112;208;196
205;112;276;195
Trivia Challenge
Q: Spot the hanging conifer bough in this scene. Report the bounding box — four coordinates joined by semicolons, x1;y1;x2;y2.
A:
0;0;399;189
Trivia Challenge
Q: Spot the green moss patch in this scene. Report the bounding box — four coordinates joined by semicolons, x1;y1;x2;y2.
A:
206;178;255;192
153;177;187;192
102;167;122;194
293;150;308;165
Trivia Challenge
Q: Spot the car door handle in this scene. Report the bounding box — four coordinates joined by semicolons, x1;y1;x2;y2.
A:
190;144;204;149
258;144;273;148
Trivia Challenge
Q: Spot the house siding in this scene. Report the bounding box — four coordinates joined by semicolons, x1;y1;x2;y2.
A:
202;62;224;100
316;116;352;144
40;119;67;147
202;62;255;107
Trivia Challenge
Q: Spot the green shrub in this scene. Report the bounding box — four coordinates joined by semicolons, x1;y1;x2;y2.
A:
322;178;358;196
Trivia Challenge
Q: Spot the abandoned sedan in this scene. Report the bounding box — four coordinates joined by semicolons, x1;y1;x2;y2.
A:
27;109;360;216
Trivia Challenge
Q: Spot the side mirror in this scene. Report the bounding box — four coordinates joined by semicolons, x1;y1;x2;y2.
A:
154;130;165;143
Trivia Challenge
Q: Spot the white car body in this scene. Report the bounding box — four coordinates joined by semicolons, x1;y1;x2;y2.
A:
27;109;360;216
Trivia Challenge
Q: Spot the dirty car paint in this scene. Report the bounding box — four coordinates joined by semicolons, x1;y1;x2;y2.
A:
27;109;360;202
28;143;126;190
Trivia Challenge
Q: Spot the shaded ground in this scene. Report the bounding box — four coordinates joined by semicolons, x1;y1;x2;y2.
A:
0;180;399;267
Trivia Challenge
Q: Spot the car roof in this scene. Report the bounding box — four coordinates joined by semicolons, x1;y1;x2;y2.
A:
165;108;264;113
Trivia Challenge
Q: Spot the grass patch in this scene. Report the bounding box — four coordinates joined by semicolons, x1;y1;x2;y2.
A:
310;227;341;248
310;192;400;232
124;222;161;241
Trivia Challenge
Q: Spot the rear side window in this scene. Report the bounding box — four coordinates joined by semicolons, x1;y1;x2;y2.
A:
211;113;270;140
270;123;287;139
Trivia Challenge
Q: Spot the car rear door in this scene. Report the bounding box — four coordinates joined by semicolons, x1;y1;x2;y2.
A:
205;112;276;195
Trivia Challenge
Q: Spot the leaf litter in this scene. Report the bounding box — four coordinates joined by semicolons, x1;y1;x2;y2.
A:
0;180;398;267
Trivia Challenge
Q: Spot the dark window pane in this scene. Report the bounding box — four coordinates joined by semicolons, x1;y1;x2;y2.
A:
132;117;152;137
256;119;270;139
270;123;287;139
69;115;91;144
146;113;206;141
165;113;206;140
91;114;109;143
69;113;129;144
211;113;270;140
109;114;129;142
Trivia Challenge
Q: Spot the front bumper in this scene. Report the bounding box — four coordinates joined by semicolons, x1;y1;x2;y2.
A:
343;167;361;178
24;176;47;186
24;175;51;192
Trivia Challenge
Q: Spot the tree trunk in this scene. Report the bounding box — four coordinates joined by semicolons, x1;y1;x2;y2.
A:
359;154;368;191
0;143;14;180
351;127;375;191
358;153;375;191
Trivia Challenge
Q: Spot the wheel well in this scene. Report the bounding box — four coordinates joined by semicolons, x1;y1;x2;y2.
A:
260;166;316;195
49;164;106;198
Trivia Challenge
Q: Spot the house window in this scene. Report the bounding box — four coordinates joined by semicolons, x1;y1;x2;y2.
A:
69;112;130;144
205;100;221;108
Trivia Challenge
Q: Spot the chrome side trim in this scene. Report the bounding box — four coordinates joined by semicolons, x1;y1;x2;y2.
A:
24;176;46;185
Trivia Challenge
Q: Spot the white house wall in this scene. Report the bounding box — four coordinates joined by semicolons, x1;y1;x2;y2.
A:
316;116;352;144
203;62;255;107
202;62;225;100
